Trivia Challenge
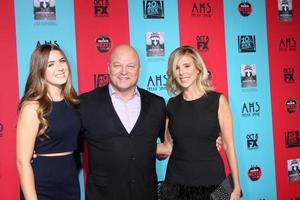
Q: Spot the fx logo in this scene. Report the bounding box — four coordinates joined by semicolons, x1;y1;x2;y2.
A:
196;35;209;51
94;0;109;17
247;133;258;150
284;68;295;83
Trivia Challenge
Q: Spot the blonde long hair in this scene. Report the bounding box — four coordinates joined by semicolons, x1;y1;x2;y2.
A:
166;45;214;96
18;44;79;136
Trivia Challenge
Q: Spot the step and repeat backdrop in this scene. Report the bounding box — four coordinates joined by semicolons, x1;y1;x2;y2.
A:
0;0;299;199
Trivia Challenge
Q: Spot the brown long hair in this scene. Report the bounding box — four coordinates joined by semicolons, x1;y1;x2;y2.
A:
166;45;214;96
18;44;79;136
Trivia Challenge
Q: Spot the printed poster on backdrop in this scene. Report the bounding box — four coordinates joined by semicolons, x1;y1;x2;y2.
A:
278;0;293;22
146;32;165;57
33;0;56;20
287;158;300;181
241;64;257;88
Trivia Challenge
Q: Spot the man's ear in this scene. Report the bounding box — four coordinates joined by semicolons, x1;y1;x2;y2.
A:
138;65;141;75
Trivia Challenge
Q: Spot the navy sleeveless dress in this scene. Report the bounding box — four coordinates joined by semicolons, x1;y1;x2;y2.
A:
20;100;81;200
160;91;225;200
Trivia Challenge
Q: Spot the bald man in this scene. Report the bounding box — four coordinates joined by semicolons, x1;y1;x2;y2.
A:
79;45;166;200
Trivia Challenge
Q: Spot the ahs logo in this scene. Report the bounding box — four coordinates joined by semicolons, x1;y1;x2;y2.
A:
94;0;109;17
36;40;59;48
147;74;167;91
279;37;296;51
247;133;258;150
191;2;211;17
242;102;260;117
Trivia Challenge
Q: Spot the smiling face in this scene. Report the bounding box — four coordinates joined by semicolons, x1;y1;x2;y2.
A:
166;46;213;95
108;45;140;95
173;55;200;91
44;50;69;91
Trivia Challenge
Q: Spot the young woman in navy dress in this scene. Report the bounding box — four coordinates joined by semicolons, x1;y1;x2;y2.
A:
158;46;241;200
16;44;80;200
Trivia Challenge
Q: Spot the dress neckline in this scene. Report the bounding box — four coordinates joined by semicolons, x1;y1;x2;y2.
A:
180;92;207;102
52;99;65;103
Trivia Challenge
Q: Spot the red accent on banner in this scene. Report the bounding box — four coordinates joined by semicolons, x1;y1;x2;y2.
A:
0;1;20;199
266;1;300;199
74;0;130;94
178;0;230;174
74;0;130;185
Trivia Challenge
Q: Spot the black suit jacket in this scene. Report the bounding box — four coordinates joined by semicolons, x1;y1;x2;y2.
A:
79;85;166;200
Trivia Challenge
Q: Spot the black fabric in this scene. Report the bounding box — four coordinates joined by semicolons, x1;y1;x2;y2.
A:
35;100;81;154
20;154;80;200
159;182;218;200
20;101;81;199
165;91;225;187
79;85;166;200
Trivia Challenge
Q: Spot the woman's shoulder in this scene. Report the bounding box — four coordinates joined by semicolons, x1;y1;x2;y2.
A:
204;91;224;106
19;100;39;112
207;90;221;97
168;93;179;101
18;100;40;121
167;94;181;107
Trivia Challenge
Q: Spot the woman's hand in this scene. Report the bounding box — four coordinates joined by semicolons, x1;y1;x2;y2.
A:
230;190;241;200
156;142;172;160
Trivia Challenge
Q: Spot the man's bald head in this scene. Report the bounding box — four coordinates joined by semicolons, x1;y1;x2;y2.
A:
109;45;140;67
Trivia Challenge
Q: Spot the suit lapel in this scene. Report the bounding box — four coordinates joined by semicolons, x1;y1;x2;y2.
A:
129;88;149;135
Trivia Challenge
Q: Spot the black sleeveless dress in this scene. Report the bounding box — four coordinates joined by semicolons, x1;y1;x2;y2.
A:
160;91;225;200
20;100;81;200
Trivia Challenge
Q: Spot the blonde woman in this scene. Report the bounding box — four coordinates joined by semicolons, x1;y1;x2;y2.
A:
16;44;80;200
158;46;241;200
